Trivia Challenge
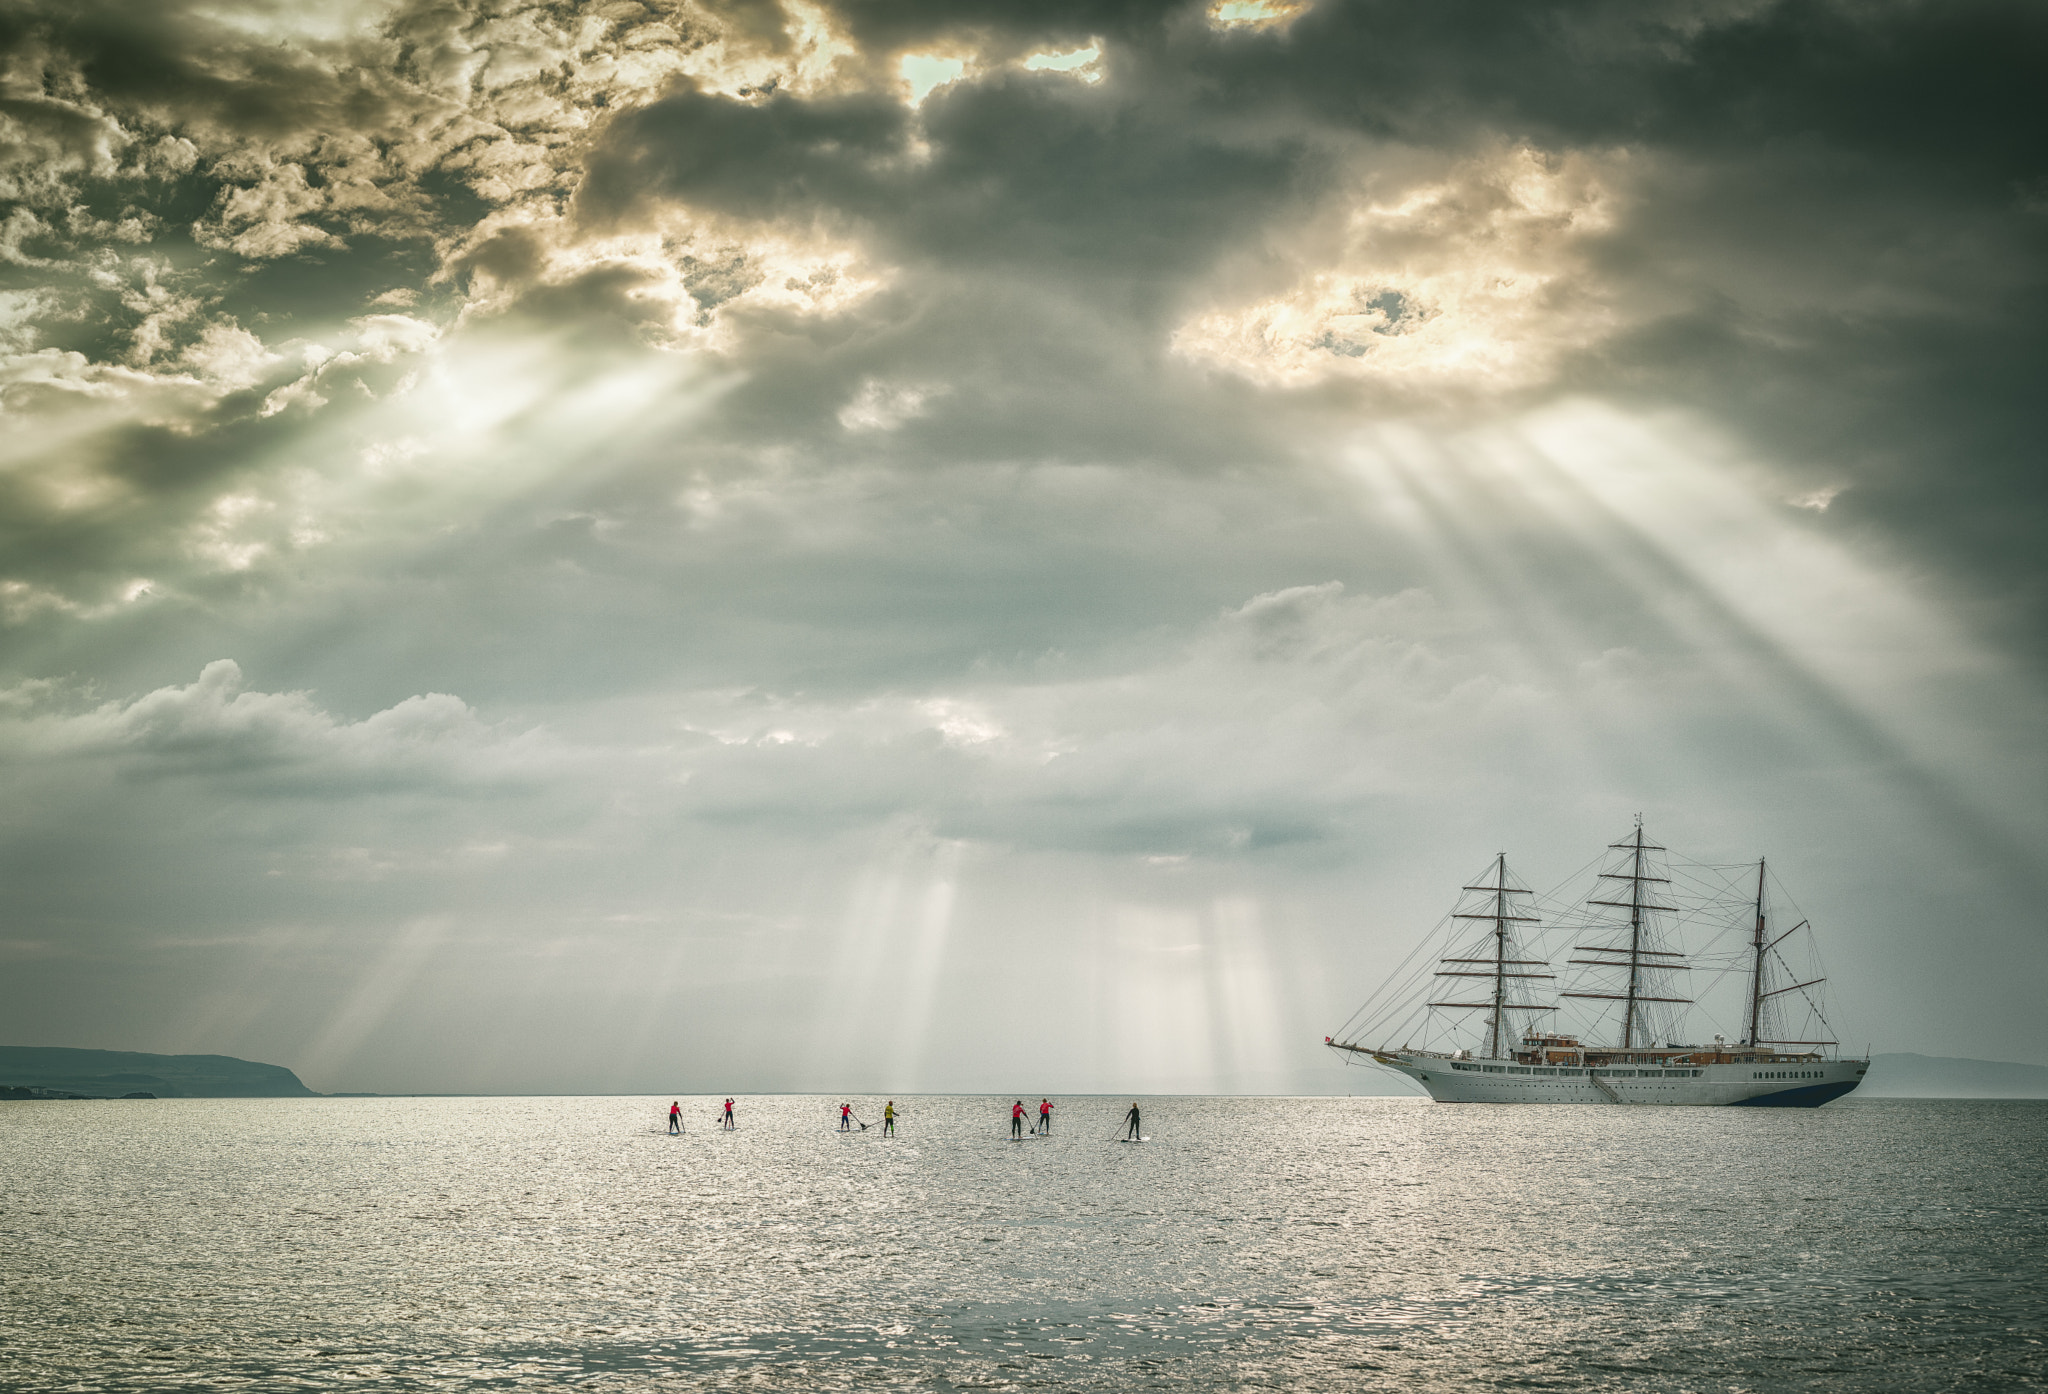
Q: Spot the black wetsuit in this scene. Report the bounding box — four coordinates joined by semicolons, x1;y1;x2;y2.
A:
1123;1106;1141;1140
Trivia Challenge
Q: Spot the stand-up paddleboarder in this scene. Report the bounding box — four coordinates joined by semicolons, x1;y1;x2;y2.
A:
883;1101;897;1136
721;1098;735;1129
1037;1099;1053;1134
667;1101;682;1135
1011;1100;1026;1139
1122;1102;1141;1141
839;1103;855;1131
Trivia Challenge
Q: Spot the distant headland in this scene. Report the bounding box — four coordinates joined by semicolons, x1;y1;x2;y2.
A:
1859;1053;2048;1099
0;1046;327;1099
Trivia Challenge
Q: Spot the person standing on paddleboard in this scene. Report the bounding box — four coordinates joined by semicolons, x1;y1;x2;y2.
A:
1011;1100;1026;1139
1037;1099;1053;1134
667;1101;682;1135
1122;1102;1141;1141
883;1101;897;1136
839;1103;855;1131
721;1098;735;1129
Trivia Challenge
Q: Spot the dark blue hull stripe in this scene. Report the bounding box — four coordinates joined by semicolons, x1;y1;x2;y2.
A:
1729;1080;1861;1108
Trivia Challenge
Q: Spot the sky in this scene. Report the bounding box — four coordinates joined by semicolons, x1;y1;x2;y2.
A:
0;0;2042;1096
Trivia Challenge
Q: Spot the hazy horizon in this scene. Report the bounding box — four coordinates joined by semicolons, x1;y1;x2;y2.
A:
2;0;2043;1096
17;1044;2048;1100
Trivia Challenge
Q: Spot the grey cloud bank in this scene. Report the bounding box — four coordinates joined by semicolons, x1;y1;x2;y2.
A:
0;0;2042;1094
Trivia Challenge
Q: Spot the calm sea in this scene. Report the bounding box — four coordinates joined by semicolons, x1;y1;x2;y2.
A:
2;1095;2042;1391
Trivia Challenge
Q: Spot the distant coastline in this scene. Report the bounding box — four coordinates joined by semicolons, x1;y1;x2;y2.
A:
1855;1053;2048;1099
0;1046;334;1099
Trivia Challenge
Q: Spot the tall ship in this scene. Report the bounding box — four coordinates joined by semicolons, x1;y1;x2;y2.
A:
1325;822;1867;1106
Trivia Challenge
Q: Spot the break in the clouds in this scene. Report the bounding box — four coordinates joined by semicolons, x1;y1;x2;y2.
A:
1;0;2042;1094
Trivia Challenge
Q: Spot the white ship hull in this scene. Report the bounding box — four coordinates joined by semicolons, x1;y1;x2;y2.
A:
1374;1052;1866;1107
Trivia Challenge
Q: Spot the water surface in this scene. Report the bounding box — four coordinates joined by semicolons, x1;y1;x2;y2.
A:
3;1095;2042;1390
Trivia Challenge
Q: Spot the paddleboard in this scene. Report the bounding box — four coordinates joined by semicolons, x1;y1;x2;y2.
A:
1114;1136;1150;1143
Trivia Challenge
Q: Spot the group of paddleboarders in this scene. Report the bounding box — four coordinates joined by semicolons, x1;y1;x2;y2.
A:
833;1101;899;1135
665;1098;1146;1141
665;1098;740;1134
1006;1098;1062;1137
1016;1099;1142;1141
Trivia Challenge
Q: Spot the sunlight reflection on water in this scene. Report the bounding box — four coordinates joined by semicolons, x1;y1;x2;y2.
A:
2;1096;2043;1390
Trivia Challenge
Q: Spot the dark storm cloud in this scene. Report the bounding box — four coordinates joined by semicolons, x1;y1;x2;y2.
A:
2;1;374;134
4;0;2040;628
648;3;2045;580
583;69;1307;281
0;0;2032;720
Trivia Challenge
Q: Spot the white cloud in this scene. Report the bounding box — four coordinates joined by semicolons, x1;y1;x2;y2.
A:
0;660;550;791
900;53;969;106
180;322;280;391
1208;1;1313;31
1175;146;1627;393
838;378;942;431
1022;45;1102;83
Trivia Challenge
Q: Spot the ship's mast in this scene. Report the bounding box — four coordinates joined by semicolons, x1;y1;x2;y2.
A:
1740;858;1834;1051
1490;854;1509;1058
1431;854;1550;1059
1561;818;1691;1048
1746;858;1767;1046
1623;824;1646;1047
